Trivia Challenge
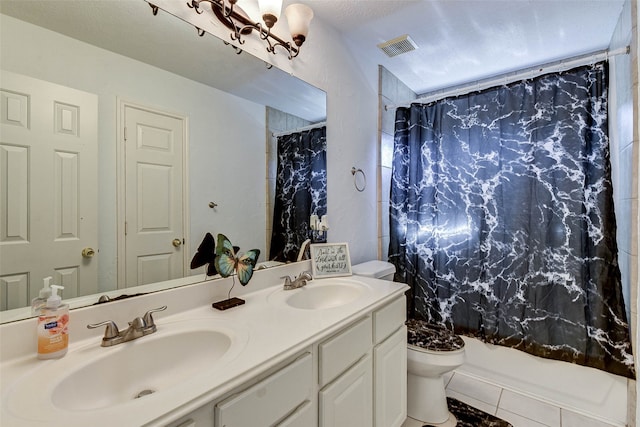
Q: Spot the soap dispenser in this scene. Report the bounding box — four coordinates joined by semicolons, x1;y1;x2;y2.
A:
31;276;53;315
37;285;69;359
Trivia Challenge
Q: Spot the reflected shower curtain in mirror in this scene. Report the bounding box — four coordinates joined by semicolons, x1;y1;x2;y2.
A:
389;62;634;378
270;126;327;262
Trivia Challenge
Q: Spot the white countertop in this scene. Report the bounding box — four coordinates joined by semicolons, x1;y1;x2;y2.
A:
0;268;408;427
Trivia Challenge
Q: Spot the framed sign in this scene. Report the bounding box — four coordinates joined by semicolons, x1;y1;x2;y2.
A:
310;243;352;278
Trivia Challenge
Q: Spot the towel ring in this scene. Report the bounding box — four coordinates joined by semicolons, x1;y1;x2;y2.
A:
351;167;366;192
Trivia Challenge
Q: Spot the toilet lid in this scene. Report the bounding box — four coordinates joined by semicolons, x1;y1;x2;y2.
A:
406;319;465;352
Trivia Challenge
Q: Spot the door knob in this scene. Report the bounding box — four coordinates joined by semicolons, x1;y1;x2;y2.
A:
82;247;95;258
172;238;182;247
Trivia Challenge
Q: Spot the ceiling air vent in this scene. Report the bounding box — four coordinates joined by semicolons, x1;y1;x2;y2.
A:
377;34;418;58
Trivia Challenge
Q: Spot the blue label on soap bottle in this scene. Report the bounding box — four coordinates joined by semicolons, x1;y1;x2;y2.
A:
44;321;58;330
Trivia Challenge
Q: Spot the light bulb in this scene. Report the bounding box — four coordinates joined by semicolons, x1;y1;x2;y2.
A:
259;0;282;28
285;3;313;46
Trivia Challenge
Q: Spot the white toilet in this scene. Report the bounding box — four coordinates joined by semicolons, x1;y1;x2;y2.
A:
406;319;465;425
352;261;466;426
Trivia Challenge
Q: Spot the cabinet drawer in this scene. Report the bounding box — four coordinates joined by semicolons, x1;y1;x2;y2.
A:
373;296;405;344
319;316;372;387
216;352;312;427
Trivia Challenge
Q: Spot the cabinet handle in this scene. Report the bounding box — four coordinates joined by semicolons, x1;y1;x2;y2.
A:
175;419;195;427
275;400;310;426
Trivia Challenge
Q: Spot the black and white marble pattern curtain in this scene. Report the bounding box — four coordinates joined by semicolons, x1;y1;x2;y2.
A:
389;62;634;378
270;126;327;262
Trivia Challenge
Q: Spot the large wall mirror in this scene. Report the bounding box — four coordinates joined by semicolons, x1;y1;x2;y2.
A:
0;0;326;322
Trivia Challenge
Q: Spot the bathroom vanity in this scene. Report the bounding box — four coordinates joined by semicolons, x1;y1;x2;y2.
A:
0;262;409;427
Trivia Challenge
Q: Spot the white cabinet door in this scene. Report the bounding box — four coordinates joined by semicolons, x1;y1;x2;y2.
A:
374;326;407;427
319;354;373;427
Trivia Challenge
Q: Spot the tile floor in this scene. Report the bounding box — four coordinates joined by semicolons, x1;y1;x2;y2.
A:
401;371;620;427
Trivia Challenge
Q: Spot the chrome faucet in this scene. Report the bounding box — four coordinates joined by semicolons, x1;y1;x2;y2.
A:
87;306;167;347
282;271;313;290
121;317;146;342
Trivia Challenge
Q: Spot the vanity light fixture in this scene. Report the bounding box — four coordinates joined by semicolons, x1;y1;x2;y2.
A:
186;0;313;60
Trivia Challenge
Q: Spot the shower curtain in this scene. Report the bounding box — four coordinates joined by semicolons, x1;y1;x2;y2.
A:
269;126;327;262
389;62;634;378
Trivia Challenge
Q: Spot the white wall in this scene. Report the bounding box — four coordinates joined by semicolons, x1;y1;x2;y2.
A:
300;18;380;265
0;15;267;292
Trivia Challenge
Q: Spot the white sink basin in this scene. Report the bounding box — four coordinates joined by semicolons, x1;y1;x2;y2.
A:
270;280;368;310
5;319;248;416
53;329;231;411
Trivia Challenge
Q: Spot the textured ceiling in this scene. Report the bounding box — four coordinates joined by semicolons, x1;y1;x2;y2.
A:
1;0;627;108
299;0;420;29
302;0;626;96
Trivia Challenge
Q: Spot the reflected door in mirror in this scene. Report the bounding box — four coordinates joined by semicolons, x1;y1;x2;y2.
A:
0;72;98;309
122;104;186;287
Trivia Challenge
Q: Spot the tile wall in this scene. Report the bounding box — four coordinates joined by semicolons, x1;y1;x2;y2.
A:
377;66;416;260
608;0;638;424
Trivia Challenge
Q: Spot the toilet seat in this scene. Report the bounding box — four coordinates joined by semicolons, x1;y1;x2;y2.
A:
406;319;465;352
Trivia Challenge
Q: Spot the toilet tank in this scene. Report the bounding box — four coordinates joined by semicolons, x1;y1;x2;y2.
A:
351;260;396;281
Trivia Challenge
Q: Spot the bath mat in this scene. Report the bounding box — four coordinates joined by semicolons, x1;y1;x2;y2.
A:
422;397;513;427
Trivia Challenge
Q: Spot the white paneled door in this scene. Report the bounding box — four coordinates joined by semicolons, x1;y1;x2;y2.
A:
0;71;98;310
121;103;186;287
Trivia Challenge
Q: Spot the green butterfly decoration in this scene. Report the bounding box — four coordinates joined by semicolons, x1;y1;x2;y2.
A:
214;234;260;286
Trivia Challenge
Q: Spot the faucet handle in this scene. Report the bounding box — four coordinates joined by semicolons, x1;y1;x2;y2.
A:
142;305;167;334
87;320;120;340
298;271;313;280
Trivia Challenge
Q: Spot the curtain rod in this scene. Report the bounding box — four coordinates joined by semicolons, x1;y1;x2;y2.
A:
272;121;327;138
386;45;631;111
